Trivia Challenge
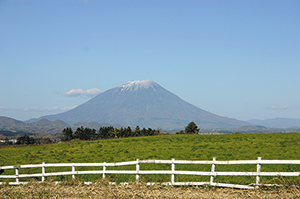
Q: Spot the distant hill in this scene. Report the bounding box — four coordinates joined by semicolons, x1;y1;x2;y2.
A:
215;125;300;134
32;118;53;126
32;118;69;129
52;120;70;128
0;116;26;128
247;118;300;128
1;116;299;135
0;116;122;135
0;116;70;134
43;80;250;129
230;125;273;133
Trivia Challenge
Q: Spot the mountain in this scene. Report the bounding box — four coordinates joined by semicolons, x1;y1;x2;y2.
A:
0;116;70;134
247;118;300;128
52;120;70;129
43;80;249;129
0;116;26;128
25;118;42;123
32;118;53;126
231;125;271;133
207;125;300;134
32;118;70;129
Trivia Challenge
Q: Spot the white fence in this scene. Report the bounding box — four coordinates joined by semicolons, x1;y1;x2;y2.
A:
1;157;300;189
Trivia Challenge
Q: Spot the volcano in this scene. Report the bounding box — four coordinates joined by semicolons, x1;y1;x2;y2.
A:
43;80;249;129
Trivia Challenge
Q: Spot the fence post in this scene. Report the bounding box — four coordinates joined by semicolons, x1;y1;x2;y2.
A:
136;159;140;184
72;163;75;179
171;158;175;184
15;166;19;184
210;157;216;185
256;157;262;186
103;162;106;179
42;162;45;182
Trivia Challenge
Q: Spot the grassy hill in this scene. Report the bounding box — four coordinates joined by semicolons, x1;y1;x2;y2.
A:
1;133;299;184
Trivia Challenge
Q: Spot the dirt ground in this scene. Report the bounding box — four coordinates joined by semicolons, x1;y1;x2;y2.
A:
0;182;299;199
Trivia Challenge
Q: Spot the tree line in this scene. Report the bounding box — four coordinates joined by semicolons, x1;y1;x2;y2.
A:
0;135;53;146
0;121;200;146
61;126;161;142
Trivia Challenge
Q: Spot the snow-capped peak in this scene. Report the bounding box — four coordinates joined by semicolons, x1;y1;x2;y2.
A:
120;80;156;91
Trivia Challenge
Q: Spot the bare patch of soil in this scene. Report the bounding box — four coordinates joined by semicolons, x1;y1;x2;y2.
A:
0;181;299;199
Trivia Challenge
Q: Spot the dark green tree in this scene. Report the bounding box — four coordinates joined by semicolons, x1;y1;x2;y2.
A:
73;126;84;140
73;127;97;140
184;121;200;134
134;126;141;137
16;135;36;145
61;127;73;141
147;128;153;136
125;126;132;137
118;127;127;138
98;126;114;139
141;127;147;136
86;128;97;140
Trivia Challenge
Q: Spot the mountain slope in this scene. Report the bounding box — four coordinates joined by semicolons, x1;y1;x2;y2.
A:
0;116;27;128
0;116;69;134
247;118;300;128
43;80;249;129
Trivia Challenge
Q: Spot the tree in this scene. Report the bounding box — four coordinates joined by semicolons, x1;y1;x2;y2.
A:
90;128;97;140
125;126;132;137
98;126;114;139
112;128;119;138
73;126;97;140
185;121;200;134
134;126;141;137
73;126;84;140
146;128;153;136
61;127;73;141
141;127;147;136
16;135;36;145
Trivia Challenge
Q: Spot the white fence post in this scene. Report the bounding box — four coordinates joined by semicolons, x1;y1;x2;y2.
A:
256;157;262;186
42;162;45;182
15;166;19;184
136;159;140;184
210;157;216;185
103;162;106;179
171;158;175;184
72;163;75;179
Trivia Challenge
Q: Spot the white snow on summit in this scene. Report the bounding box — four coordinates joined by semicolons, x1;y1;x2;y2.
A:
120;80;156;91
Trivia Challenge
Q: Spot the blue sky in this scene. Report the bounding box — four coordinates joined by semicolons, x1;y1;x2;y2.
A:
0;0;299;122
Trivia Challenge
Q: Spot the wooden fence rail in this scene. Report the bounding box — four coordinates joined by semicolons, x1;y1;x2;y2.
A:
1;157;300;189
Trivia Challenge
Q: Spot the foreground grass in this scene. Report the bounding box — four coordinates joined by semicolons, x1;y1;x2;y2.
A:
0;180;299;199
0;133;300;184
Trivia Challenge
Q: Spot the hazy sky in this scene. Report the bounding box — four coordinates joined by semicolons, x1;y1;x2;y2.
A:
1;0;299;122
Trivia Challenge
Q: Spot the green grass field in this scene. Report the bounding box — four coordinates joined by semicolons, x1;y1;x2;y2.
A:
1;133;300;185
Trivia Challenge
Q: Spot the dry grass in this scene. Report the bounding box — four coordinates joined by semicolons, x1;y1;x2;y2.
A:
0;180;299;199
